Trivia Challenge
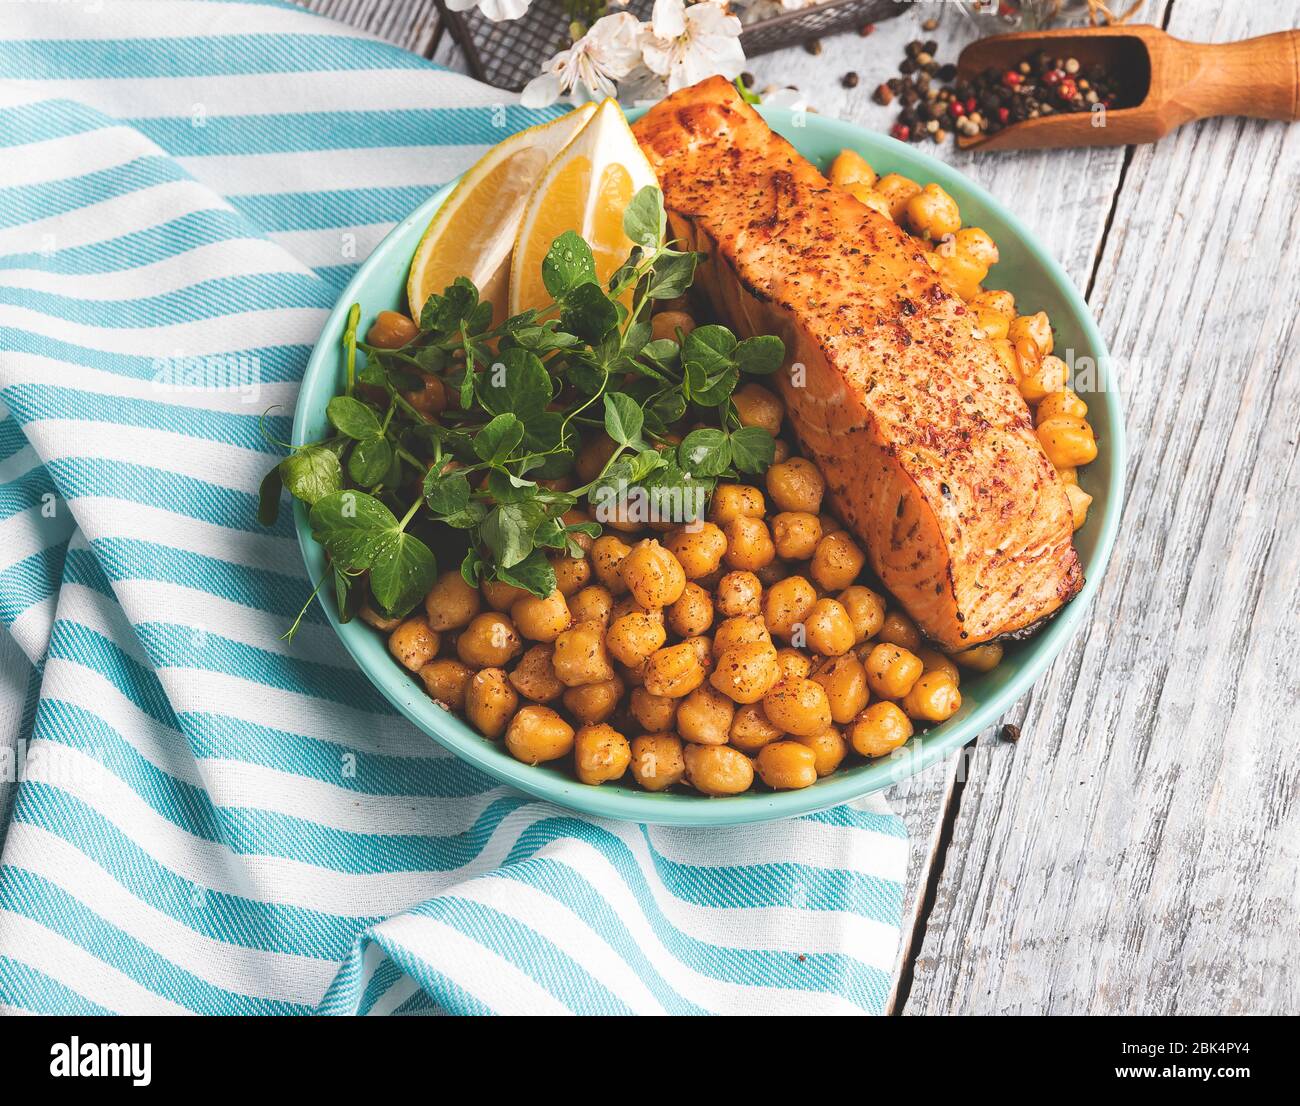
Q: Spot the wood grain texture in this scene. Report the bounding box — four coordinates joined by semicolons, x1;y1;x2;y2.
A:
294;0;443;54
904;0;1300;1015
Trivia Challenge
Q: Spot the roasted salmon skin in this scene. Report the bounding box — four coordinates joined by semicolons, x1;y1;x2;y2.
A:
633;77;1082;650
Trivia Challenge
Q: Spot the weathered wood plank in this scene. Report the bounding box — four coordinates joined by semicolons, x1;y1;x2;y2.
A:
749;6;1162;1006
904;0;1300;1015
294;0;443;55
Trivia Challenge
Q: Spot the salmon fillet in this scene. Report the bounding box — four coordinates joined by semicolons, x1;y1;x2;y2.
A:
633;77;1082;650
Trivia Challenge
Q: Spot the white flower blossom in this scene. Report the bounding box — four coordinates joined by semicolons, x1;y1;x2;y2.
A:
520;12;644;107
443;0;532;23
640;0;746;93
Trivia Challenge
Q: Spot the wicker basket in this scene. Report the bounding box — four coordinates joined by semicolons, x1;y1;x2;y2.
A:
437;0;902;93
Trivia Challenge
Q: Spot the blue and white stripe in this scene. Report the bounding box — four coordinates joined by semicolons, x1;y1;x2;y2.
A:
0;0;906;1015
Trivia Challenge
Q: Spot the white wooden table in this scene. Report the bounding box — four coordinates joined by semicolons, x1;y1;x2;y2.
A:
298;0;1300;1015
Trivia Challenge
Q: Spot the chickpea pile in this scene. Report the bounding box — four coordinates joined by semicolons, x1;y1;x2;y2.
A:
377;445;1002;797
829;148;1099;531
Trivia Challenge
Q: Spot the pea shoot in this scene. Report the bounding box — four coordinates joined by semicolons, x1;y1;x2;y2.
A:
262;186;787;632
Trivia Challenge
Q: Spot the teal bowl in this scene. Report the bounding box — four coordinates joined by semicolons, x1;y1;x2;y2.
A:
292;107;1125;826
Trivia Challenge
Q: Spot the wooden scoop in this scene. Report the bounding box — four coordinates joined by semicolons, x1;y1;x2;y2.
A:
956;24;1300;151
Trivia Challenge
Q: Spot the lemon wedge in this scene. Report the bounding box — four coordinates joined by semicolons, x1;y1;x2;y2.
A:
508;98;659;319
406;103;597;326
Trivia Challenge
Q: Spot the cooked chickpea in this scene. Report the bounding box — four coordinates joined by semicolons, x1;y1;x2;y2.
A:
1036;388;1087;425
772;439;792;463
423;569;480;631
551;619;615;687
805;597;856;656
650;309;695;343
403;373;447;417
756;559;786;587
573;723;631;785
510;589;572;643
676;684;736;746
667;582;714;638
794;727;848;777
765;456;825;515
568;584;614;625
715;570;762;617
812;654;870;724
873;173;922;221
1037;416;1098;469
665;522;727;579
609;594;662;625
954;227;999;269
454;610;520;670
562;675;624;725
877;609;922;652
418;658;473;710
684;745;754;796
771;511;822;560
763;575;818;640
973;306;1011;340
509;644;565;703
620;539;687;609
388;617;440;672
729;703;784;754
954;642;1003;673
550;554;591;597
775;647;813;681
723;515;776;572
712;614;772;655
710;484;766;527
591;535;632;595
617;659;647;689
762;676;832;737
837;585;886;642
1020;354;1069;403
643;642;706;699
630;733;686;792
1058;466;1078;485
1065;483;1093;531
575;434;618;484
811;532;865;592
830;148;877;190
681;634;714;673
939;251;988;301
915;647;960;686
864;643;924;700
756;741;818;790
366;310;418;349
971;289;1015;318
481;577;528;612
465;667;519;739
710;641;780;704
359;605;402;632
605;612;667;667
505;705;575;765
731;382;784;436
857;188;895;220
902;671;962;723
630;687;678;732
819;513;843;535
849;701;914;758
906;182;961;240
1008;310;1052;356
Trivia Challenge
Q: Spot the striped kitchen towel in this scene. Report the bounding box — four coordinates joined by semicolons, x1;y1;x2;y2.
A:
0;0;907;1015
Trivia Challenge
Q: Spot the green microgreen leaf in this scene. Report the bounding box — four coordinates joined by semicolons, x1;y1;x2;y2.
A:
327;395;383;441
735;334;785;375
729;426;777;473
603;392;644;447
542;230;597;299
280;444;341;506
474;413;525;464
